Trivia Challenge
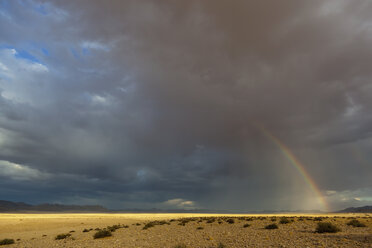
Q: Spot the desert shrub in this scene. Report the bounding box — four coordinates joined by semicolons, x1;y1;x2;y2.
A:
83;228;90;232
178;219;190;226
197;226;204;230
279;217;290;224
143;220;170;230
316;222;340;233
0;239;14;245
217;242;226;248
207;218;215;223
270;217;276;222
313;217;323;221
173;244;187;248
93;230;112;239
243;224;250;228
265;224;278;229
226;218;234;224
143;222;155;230
107;225;121;232
156;220;168;225
347;219;366;227
55;233;71;240
69;230;75;233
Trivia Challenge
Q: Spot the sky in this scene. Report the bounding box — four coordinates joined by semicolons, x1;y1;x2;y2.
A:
0;0;372;212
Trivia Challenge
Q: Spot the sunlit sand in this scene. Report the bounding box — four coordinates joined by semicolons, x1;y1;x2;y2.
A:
0;213;371;247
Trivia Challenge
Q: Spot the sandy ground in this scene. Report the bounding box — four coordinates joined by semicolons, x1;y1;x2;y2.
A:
0;213;371;247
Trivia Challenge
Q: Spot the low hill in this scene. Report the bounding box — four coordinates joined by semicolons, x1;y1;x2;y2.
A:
0;200;108;212
338;206;372;213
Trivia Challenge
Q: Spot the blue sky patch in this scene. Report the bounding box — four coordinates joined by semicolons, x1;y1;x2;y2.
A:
14;49;41;63
0;44;14;50
33;3;48;16
41;47;49;56
70;48;80;59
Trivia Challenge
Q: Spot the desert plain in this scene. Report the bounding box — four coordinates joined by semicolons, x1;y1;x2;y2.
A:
0;213;371;248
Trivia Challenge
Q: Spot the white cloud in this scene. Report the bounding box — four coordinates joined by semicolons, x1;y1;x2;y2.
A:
28;62;48;73
163;198;196;209
344;94;361;117
81;41;110;51
0;160;51;181
326;190;337;195
88;93;116;106
0;48;48;75
91;94;108;104
0;62;9;71
0;48;49;105
325;188;372;210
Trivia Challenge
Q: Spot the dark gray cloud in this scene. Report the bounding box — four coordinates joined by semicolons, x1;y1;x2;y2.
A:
0;0;372;211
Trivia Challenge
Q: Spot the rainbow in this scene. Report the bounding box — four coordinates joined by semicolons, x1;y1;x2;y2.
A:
257;125;329;212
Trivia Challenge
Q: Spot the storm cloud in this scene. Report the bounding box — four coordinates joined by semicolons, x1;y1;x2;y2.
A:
0;0;372;211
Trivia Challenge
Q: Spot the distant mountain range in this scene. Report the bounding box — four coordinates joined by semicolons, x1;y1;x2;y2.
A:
0;200;109;212
1;200;371;213
338;205;372;213
0;200;219;213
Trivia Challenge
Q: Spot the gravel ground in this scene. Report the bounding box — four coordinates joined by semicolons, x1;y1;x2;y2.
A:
0;213;371;247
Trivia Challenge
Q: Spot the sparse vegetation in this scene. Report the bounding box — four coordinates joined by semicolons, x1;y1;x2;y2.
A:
55;233;71;240
265;223;278;229
173;243;187;248
143;222;155;230
207;218;215;223
279;217;290;224
226;218;235;224
0;239;15;245
316;222;340;233
347;219;366;227
107;224;121;232
143;220;170;230
217;242;226;248
1;214;370;247
93;230;112;239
